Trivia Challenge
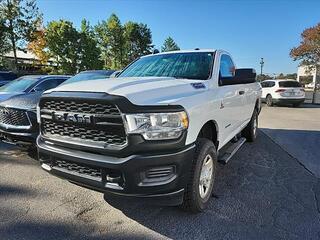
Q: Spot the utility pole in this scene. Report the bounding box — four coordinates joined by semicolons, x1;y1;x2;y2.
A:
260;58;264;76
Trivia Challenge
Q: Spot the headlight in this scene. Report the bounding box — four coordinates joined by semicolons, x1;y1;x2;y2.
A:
36;104;41;123
125;111;189;140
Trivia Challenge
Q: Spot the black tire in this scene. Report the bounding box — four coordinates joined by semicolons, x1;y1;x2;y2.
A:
181;138;217;213
266;95;273;107
242;109;258;142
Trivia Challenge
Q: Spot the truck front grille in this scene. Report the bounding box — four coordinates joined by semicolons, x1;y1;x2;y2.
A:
46;157;124;188
0;107;30;126
42;119;127;146
43;100;121;115
40;98;127;149
54;159;102;179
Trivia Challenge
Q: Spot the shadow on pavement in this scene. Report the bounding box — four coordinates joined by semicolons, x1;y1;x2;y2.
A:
1;131;319;239
0;222;73;240
0;183;37;197
299;103;320;108
103;131;320;239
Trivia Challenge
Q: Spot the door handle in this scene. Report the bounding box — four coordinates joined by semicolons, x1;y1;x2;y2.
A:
239;90;245;95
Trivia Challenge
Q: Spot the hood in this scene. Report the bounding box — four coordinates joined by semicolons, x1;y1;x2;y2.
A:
48;77;207;105
0;92;23;103
0;92;42;110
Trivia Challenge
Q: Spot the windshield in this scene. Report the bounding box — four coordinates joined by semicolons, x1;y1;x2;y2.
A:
279;81;301;88
62;71;114;85
119;52;214;80
0;77;38;92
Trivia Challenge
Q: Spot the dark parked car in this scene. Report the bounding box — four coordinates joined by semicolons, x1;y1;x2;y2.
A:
0;71;18;87
0;75;70;146
61;70;116;85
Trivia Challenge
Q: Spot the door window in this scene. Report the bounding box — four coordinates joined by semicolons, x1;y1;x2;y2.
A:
219;55;235;78
261;82;268;88
261;81;275;88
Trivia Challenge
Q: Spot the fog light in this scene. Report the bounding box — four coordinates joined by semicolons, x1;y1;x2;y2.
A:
41;163;52;171
146;166;175;179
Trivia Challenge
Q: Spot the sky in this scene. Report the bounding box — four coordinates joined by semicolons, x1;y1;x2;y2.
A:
37;0;320;75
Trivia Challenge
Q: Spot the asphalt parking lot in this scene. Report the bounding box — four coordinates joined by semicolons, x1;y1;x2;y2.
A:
0;105;320;240
260;103;320;177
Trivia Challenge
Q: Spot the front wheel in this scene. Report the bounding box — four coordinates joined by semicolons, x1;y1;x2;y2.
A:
242;109;258;142
181;138;217;213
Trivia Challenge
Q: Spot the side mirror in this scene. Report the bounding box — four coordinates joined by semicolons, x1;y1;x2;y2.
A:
235;68;256;84
220;68;256;86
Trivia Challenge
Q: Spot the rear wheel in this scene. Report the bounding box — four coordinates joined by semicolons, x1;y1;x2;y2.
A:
266;95;273;107
181;138;217;213
242;109;258;142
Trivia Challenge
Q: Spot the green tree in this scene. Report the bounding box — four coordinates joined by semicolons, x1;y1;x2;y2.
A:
0;18;10;68
290;23;320;103
285;73;297;80
161;37;180;52
79;19;103;70
0;0;42;69
95;14;124;69
95;13;154;69
277;73;285;79
46;19;103;74
257;74;272;81
46;20;80;74
275;73;297;80
123;21;153;64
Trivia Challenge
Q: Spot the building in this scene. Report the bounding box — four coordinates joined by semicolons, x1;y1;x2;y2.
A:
1;50;54;74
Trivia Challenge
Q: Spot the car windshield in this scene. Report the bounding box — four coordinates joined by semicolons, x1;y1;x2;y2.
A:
119;52;214;80
62;71;114;85
0;76;39;92
279;81;301;88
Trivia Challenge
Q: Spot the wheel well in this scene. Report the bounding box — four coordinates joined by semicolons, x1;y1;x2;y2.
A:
197;121;219;148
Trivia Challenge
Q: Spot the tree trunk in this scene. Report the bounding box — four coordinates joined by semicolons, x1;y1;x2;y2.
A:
8;19;18;71
11;38;18;70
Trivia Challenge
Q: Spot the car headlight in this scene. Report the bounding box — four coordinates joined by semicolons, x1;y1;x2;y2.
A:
125;111;189;140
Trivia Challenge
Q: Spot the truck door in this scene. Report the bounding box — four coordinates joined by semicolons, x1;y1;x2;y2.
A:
217;54;244;145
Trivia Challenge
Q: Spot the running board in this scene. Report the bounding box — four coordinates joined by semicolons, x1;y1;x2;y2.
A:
218;137;246;164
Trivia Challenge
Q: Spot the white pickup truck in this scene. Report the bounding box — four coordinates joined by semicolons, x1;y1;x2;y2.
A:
37;49;262;212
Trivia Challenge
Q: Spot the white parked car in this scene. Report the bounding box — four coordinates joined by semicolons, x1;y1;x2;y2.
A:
261;79;305;107
37;49;261;212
